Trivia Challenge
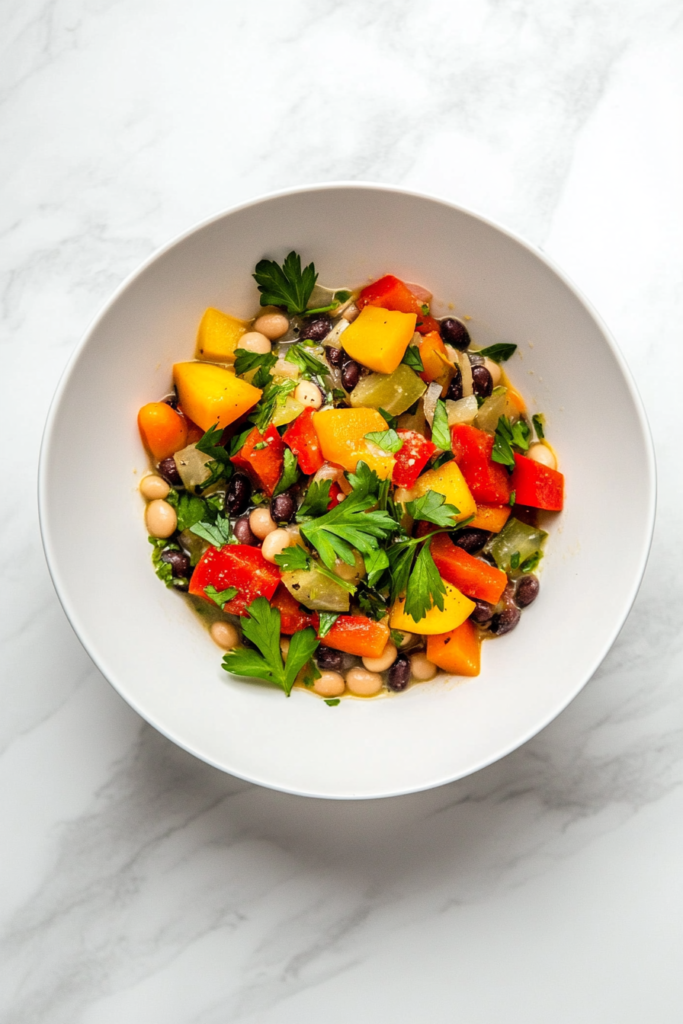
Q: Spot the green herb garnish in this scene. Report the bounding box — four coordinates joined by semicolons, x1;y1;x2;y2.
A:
299;489;396;570
378;408;398;430
430;399;452;452
251;377;298;432
166;491;207;531
510;551;521;570
234;350;277;378
406;492;459;527
297;479;332;518
274;545;357;594
285;343;328;378
273;449;299;498
364;429;404;454
253;252;318;315
509;490;516;507
222;597;319;695
324;698;341;706
401;345;424;374
149;537;188;589
204;585;238;609
317;612;340;638
492;415;531;470
477;343;517;363
532;413;545;440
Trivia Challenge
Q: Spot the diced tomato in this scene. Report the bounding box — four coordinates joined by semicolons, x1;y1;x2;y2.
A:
451;423;512;505
282;407;324;475
510;453;564;511
357;274;423;316
270;584;317;634
393;431;436;489
430;533;507;605
231;425;285;496
415;314;441;336
189;545;281;615
320;615;390;659
326;481;345;509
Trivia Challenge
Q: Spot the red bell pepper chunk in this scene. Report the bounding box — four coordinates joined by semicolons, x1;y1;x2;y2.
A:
430;533;508;605
282;408;324;475
270;583;317;634
231;425;285;497
510;453;564;511
320;615;390;659
415;313;441;336
392;430;436;489
451;423;512;505
189;544;281;615
358;274;423;315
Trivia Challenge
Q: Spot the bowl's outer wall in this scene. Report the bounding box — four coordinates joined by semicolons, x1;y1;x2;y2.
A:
40;186;655;798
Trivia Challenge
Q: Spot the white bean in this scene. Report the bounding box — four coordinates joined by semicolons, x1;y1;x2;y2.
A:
527;443;557;470
410;651;438;681
261;528;292;563
482;357;502;386
294;380;323;409
145;499;177;538
139;474;170;500
254;312;289;340
313;671;346;698
345;667;383;697
249;507;277;539
210;621;239;650
236;331;272;355
362;642;398;673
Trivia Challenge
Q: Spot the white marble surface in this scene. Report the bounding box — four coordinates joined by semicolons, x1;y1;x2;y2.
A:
2;0;682;1019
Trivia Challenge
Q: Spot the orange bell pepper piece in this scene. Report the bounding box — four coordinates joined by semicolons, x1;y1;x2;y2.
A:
469;503;512;533
430;533;507;605
427;619;481;676
137;402;188;460
418;331;450;382
320;615;390;659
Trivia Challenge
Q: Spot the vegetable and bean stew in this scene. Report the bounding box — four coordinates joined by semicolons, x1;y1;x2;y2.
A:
137;253;565;702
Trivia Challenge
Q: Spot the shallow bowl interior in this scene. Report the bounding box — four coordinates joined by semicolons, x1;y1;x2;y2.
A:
39;184;655;799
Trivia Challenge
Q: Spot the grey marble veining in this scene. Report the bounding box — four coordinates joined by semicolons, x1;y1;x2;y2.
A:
2;0;683;1021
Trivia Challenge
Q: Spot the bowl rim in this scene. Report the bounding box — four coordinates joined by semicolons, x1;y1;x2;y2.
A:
38;181;657;799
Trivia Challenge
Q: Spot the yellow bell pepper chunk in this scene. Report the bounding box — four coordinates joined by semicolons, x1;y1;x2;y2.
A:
313;408;394;477
341;305;417;374
410;462;476;522
390;582;475;634
195;307;248;363
173;362;261;431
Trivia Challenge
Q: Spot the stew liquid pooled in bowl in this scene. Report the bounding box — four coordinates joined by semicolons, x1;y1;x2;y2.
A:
136;252;564;703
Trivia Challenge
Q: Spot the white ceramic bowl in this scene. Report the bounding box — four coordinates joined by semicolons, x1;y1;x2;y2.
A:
39;184;655;799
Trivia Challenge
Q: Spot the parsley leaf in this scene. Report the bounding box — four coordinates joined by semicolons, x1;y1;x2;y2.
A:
364;429;404;454
274;545;357;594
297;479;332;519
229;428;253;458
190;513;232;548
222;597;319;695
324;698;341;706
406;492;459;527
431;451;454;470
234;349;277;379
532;413;545;440
346;460;382;500
204;585;238;609
510;551;521;570
357;586;390;621
477;343;517;363
166;491;207;532
300;490;396;570
149;537;188;589
195;424;231;465
285;343;328;378
520;551;541;573
273;449;299;498
430;399;452;452
509;490;516;506
317;612;339;638
390;629;405;647
402;345;424;373
251;377;298;432
253;252;318;315
420;303;430;316
363;547;390;587
403;537;446;623
492;416;531;469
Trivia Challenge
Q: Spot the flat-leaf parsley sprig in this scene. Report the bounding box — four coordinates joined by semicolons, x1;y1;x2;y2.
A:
253;252;318;315
222;597;319;696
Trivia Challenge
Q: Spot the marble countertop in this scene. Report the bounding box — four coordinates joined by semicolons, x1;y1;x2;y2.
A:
2;1;682;1020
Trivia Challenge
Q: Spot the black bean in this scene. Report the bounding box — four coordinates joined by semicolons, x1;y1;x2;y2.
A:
440;318;470;351
270;491;296;523
160;549;190;578
445;364;463;402
471;364;493;399
387;654;411;692
157;456;182;486
225;474;251;517
515;575;540;608
452;527;490;553
341;359;361;391
316;647;343;672
233;516;258;545
489;606;521;635
300;314;332;342
470;599;494;624
326;346;343;367
500;581;516;607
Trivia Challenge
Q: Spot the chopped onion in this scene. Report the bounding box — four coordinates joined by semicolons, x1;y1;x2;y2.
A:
312;461;353;494
457;350;474;397
173;444;213;491
446;395;479;426
324;318;349;346
423;382;443;426
273;358;300;379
